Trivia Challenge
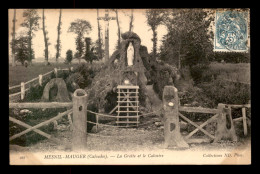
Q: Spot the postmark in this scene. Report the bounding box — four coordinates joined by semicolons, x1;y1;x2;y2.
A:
214;10;249;52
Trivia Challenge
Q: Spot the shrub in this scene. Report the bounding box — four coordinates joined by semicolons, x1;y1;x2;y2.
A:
199;79;251;108
65;49;73;64
212;52;250;63
189;64;211;84
72;63;96;88
65;72;84;92
104;90;117;113
24;80;49;102
151;62;179;100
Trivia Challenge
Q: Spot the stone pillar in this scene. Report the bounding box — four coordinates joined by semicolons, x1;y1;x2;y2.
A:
72;89;88;151
163;86;189;148
214;104;237;143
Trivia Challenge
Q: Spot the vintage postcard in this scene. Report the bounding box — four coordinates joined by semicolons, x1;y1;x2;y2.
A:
9;8;251;165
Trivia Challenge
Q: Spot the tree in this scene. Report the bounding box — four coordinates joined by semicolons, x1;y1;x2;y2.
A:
55;9;62;63
94;39;104;59
84;37;98;64
42;9;51;65
21;9;40;65
113;9;121;49
129;9;134;32
11;34;30;65
65;49;73;64
96;9;103;59
159;9;214;69
68;19;92;64
11;9;16;67
145;9;164;59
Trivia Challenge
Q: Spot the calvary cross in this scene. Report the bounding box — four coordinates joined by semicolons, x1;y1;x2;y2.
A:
97;9;116;61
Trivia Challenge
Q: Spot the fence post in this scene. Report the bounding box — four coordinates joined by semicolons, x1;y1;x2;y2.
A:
39;74;43;86
21;82;25;100
53;120;58;130
67;113;73;131
72;89;88;151
214;104;237;143
242;107;247;136
54;68;58;78
163;86;189;148
96;114;99;132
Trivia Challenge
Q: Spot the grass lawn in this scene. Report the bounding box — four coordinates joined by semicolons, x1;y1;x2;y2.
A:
8;62;79;86
209;62;250;84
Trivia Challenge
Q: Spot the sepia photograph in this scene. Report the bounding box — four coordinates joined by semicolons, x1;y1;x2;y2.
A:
8;8;251;165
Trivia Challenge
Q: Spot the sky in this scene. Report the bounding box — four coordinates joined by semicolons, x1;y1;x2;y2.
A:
8;9;168;61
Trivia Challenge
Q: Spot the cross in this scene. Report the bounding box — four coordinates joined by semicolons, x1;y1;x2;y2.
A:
97;9;116;61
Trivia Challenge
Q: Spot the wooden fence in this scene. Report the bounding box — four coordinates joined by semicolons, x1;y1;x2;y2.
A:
9;84;251;150
9;89;85;151
9;67;73;102
227;104;251;136
162;85;250;147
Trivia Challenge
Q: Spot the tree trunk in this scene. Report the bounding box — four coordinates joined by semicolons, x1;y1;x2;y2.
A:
129;9;134;32
11;9;16;67
152;26;157;59
28;29;32;65
115;9;121;49
56;9;62;63
42;9;49;66
178;38;182;70
97;9;102;59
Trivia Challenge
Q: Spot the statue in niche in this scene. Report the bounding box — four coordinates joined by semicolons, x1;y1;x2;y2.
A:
127;42;134;66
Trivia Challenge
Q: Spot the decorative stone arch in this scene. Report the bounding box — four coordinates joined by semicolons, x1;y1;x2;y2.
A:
41;78;71;102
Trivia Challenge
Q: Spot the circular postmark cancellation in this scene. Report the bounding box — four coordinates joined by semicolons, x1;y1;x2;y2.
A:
214;10;249;52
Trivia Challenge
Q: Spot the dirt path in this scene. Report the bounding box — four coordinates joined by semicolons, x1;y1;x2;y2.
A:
11;123;251;153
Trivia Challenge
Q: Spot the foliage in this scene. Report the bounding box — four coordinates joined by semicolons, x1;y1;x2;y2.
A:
21;9;41;63
75;35;85;58
104;90;117;113
189;63;211;84
84;37;98;64
199;79;251;108
210;52;250;63
151;62;179;100
159;9;214;69
74;52;80;59
68;19;92;58
94;39;104;59
145;9;164;57
178;62;251;109
65;49;73;64
65;72;84;92
66;63;97;91
24;75;53;102
11;34;30;65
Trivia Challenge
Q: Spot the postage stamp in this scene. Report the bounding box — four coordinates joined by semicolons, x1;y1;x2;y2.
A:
214;10;249;52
